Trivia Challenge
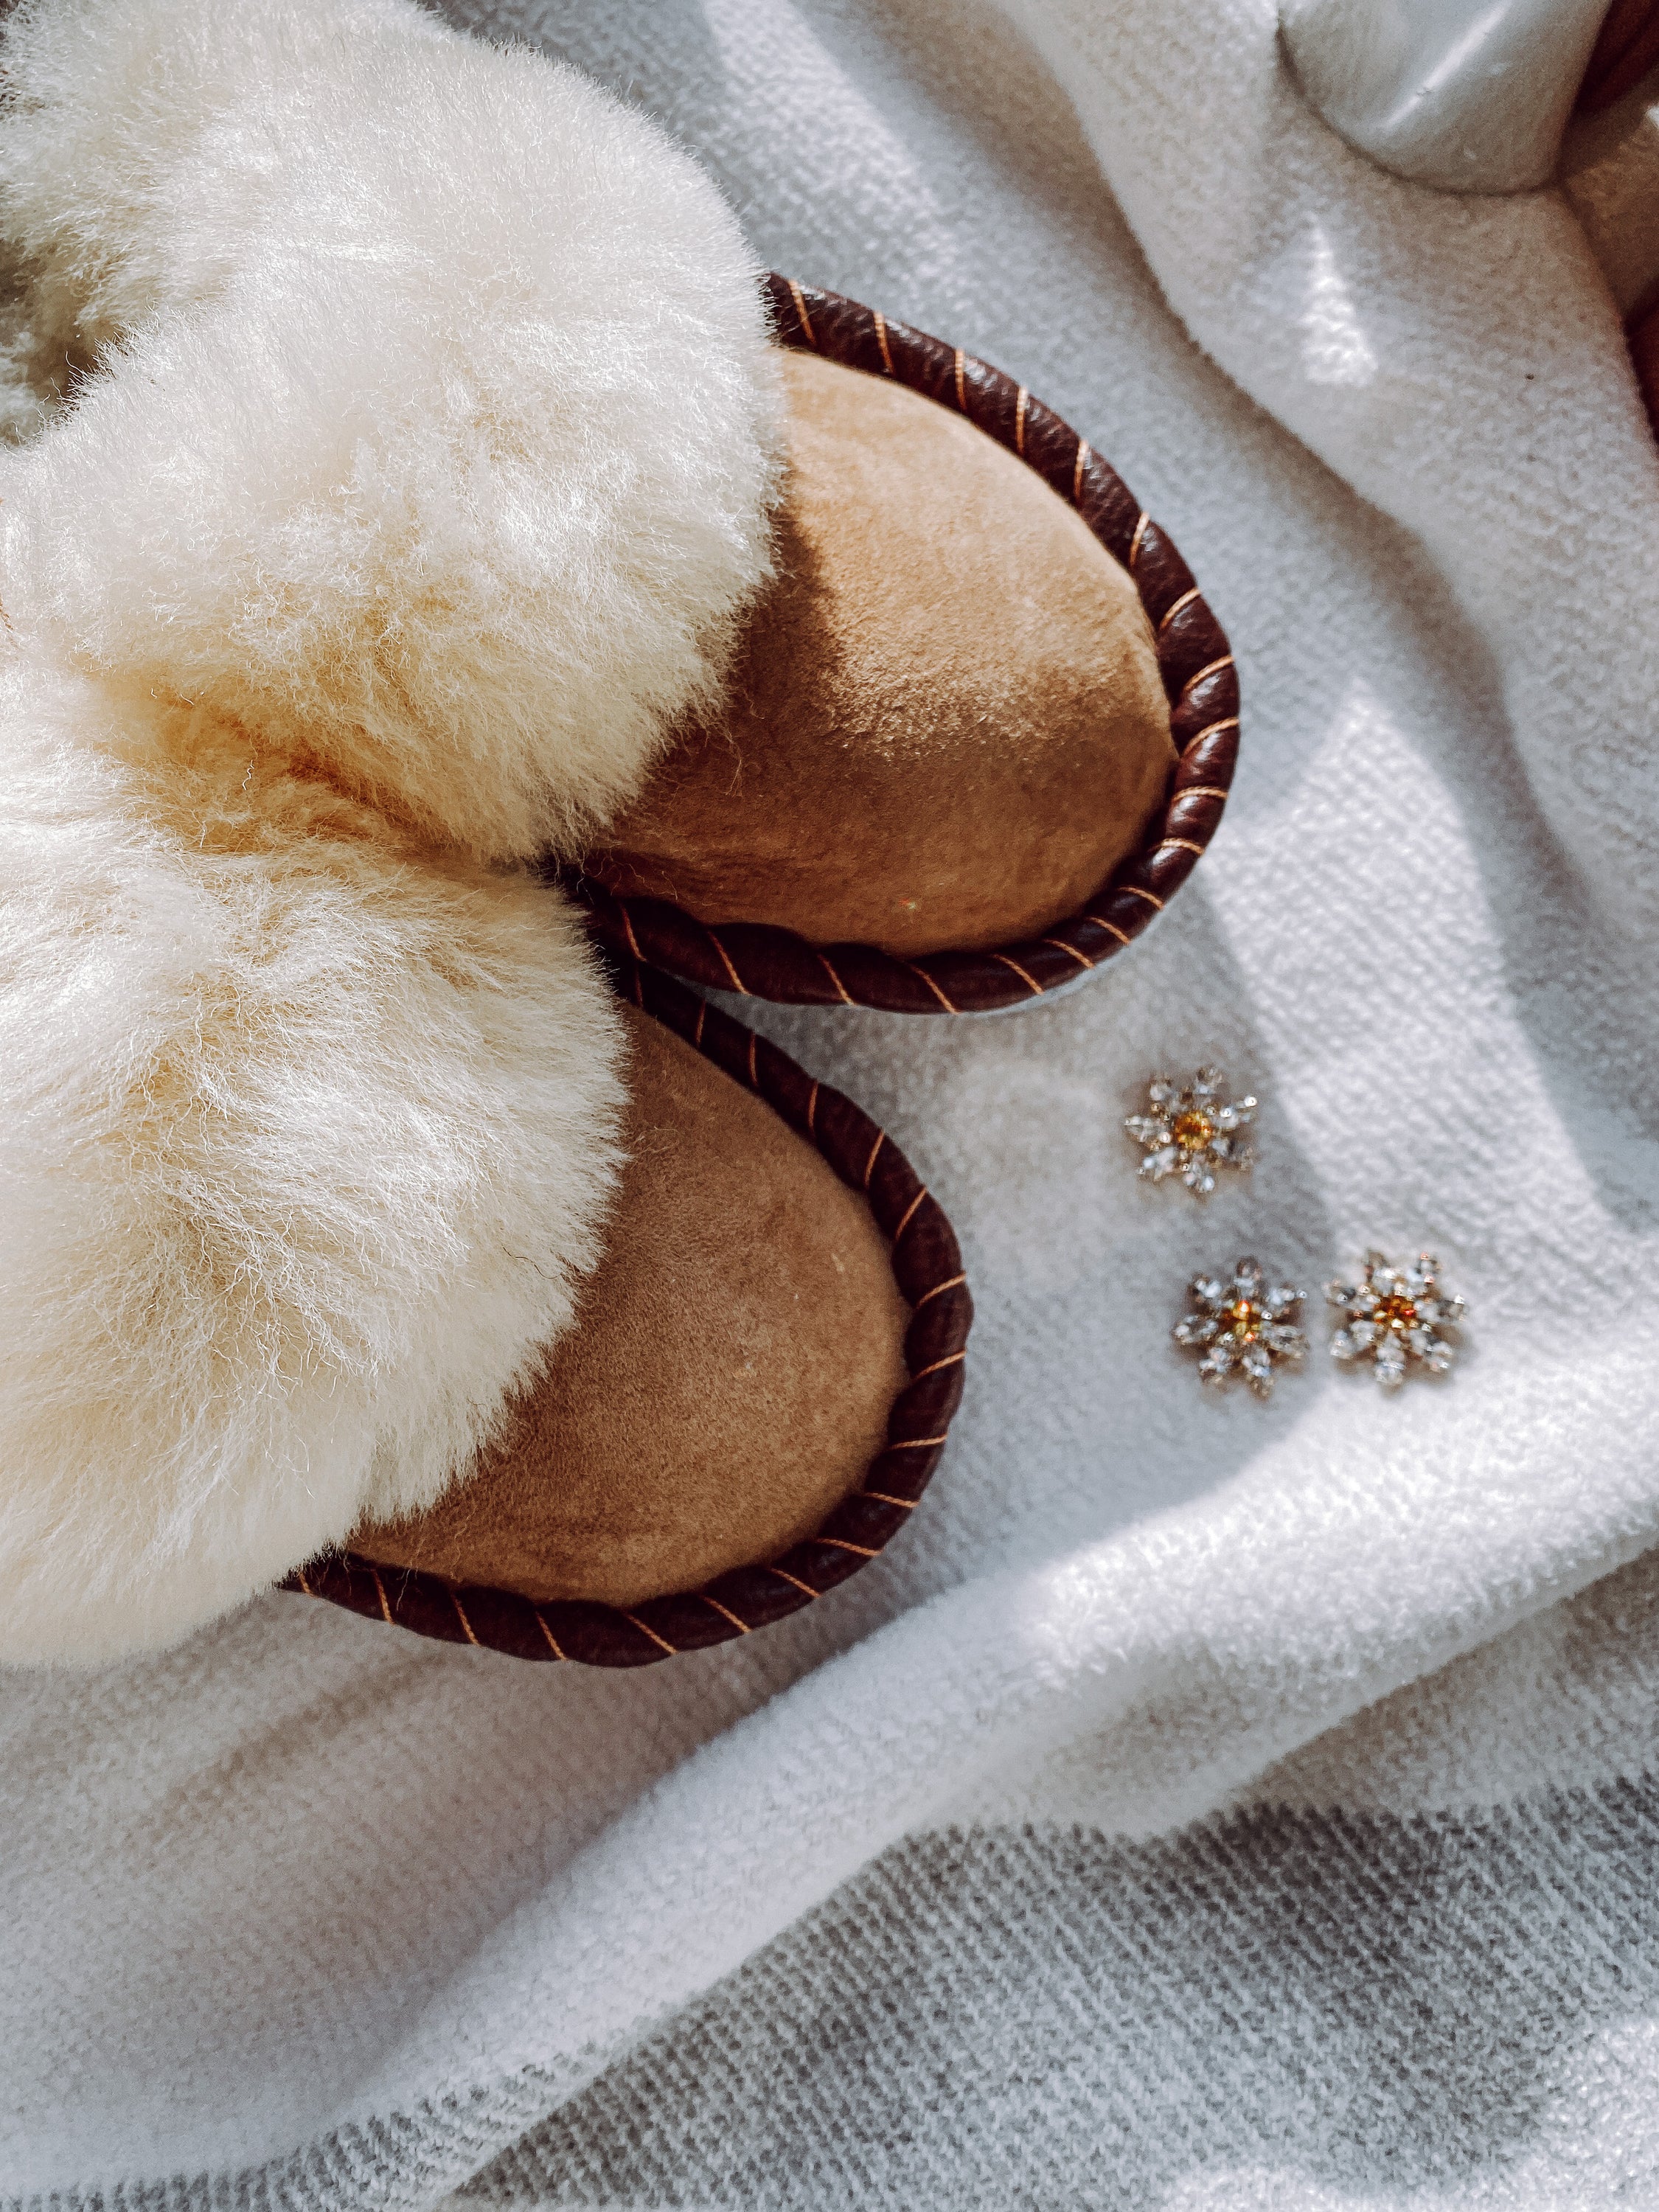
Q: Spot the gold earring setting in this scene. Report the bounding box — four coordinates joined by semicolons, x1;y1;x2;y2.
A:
1175;1258;1308;1397
1126;1067;1256;1198
1326;1252;1467;1388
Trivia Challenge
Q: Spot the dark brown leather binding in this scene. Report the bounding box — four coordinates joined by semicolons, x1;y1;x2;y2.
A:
567;274;1239;1015
282;957;972;1665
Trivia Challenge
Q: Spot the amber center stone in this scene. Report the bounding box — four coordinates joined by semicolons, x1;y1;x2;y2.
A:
1372;1293;1419;1333
1222;1297;1265;1343
1172;1109;1216;1152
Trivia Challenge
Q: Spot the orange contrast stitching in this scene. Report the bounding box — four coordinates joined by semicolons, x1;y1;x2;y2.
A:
907;964;958;1013
891;1187;928;1245
911;1352;967;1382
990;953;1043;997
861;1491;918;1510
705;927;749;995
863;1130;886;1191
1121;886;1164;910
769;1567;818;1599
953;348;967;411
624;1612;677;1657
1181;653;1234;692
533;1608;567;1661
818;1537;880;1559
816;950;855;1006
1015;385;1029;456
911;1273;966;1307
1128;511;1150;568
1083;914;1133;946
1182;716;1241;754
369;1565;392;1627
1158;587;1200;633
1040;937;1095;972
787;277;818;348
1073;439;1091;501
451;1590;479;1647
873;308;894;375
700;1594;751;1635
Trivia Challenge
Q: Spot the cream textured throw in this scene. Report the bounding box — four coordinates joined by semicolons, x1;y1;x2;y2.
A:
10;0;1659;2202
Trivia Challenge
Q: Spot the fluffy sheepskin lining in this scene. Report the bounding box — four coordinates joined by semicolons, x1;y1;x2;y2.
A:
0;0;779;861
0;0;779;1661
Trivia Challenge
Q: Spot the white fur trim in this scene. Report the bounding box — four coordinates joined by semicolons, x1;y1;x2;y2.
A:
0;0;779;860
0;0;782;1659
0;650;625;1663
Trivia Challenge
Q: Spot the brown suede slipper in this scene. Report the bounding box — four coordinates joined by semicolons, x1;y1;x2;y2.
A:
571;276;1239;1015
283;963;970;1665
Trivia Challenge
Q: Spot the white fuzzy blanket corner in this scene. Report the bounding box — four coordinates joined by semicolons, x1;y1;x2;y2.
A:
9;0;1659;2202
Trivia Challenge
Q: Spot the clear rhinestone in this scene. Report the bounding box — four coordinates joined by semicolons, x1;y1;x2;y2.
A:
1266;1324;1307;1357
1147;1077;1175;1107
1125;1115;1172;1148
1241;1345;1274;1394
1325;1281;1355;1310
1183;1161;1217;1197
1194;1067;1223;1097
1329;1329;1358;1361
1191;1276;1226;1309
1425;1340;1455;1374
1141;1146;1180;1180
1265;1284;1302;1317
1406;1326;1433;1357
1233;1256;1264;1290
1198;1346;1235;1382
1174;1313;1218;1346
1348;1318;1376;1349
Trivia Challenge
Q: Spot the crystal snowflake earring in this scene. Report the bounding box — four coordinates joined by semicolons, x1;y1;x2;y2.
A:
1175;1257;1308;1397
1126;1067;1256;1197
1326;1251;1467;1388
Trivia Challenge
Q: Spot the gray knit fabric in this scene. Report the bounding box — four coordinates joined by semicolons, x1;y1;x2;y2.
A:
460;1795;1659;2210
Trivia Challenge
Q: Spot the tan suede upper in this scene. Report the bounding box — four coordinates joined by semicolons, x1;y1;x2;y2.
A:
588;349;1176;956
351;1004;910;1607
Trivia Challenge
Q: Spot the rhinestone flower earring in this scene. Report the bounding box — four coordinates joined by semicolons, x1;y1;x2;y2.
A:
1326;1251;1467;1388
1175;1257;1308;1397
1126;1067;1256;1197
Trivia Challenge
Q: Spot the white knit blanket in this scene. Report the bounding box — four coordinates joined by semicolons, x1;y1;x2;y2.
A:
10;0;1659;2202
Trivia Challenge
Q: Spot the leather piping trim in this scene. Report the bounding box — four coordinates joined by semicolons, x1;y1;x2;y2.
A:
282;961;973;1669
571;275;1239;1015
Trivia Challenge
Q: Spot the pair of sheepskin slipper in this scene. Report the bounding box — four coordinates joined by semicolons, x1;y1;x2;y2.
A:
0;0;1234;1668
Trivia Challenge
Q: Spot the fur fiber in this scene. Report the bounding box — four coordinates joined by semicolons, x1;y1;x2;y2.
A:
0;0;779;859
0;0;778;1661
0;651;627;1665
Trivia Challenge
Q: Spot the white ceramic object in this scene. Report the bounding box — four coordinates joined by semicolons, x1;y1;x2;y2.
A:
1281;0;1611;192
